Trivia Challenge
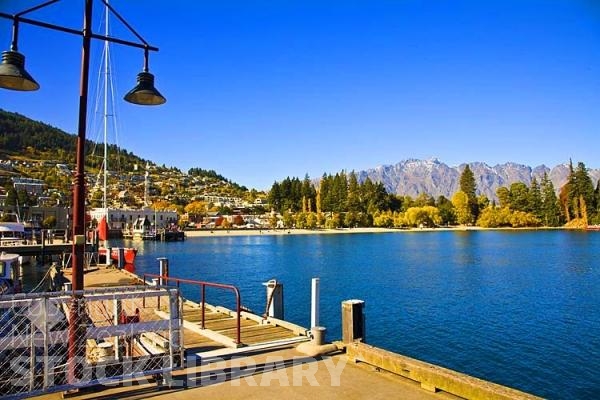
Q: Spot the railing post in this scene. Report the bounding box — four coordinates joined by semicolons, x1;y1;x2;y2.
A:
236;289;241;344
169;288;182;369
201;284;206;329
43;297;50;389
153;278;161;309
113;298;122;359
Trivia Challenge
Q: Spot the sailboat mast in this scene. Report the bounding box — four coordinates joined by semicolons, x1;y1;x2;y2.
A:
103;2;109;217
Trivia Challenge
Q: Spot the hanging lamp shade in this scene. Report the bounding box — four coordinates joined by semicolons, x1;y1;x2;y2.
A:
123;71;166;105
0;50;39;91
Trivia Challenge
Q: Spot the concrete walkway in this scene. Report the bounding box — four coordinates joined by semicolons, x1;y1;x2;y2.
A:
34;345;451;400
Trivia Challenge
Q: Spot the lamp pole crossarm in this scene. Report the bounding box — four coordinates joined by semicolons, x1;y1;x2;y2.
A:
0;12;159;52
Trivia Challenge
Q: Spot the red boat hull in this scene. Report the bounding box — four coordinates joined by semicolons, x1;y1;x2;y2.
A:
99;247;137;264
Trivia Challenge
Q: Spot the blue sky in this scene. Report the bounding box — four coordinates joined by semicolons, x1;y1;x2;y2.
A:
1;0;599;190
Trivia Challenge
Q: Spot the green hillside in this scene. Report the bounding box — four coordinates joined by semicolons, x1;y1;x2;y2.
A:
0;109;253;210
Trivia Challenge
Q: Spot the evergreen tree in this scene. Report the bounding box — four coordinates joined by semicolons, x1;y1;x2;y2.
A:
331;172;348;212
564;159;576;220
364;181;390;213
541;172;561;226
573;162;596;221
387;194;402;212
346;172;362;213
279;178;293;211
436;195;456;226
595;181;600;221
320;174;332;212
459;164;479;222
528;177;543;218
509;182;529;212
301;174;316;212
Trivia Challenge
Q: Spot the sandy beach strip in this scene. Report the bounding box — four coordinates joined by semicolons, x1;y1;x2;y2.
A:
181;226;559;238
182;226;449;238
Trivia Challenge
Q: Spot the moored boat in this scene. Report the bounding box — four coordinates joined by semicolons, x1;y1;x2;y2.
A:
97;216;138;264
97;246;137;265
0;252;22;295
0;213;26;246
131;216;157;240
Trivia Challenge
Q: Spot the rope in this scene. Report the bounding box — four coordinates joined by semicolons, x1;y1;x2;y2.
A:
28;266;53;293
262;280;277;320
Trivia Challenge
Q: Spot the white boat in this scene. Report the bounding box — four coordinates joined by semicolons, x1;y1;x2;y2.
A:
131;216;156;240
0;252;22;295
0;213;26;246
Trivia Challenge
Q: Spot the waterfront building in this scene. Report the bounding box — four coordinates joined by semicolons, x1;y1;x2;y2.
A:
89;207;178;231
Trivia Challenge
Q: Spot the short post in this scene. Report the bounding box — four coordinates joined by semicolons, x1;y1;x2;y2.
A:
116;247;125;269
105;247;112;266
311;277;320;328
150;277;162;309
311;326;327;345
40;230;46;262
263;279;284;319
342;299;365;344
157;257;169;286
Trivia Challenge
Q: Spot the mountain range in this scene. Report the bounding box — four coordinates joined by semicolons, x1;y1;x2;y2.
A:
355;158;600;201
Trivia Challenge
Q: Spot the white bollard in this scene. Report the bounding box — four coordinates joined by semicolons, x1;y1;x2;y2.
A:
105;247;112;266
157;257;169;286
311;277;320;328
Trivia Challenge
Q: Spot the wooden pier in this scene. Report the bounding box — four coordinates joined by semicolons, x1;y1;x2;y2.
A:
80;266;309;356
0;242;77;257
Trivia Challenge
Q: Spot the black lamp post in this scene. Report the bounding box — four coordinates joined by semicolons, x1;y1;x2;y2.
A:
0;0;165;383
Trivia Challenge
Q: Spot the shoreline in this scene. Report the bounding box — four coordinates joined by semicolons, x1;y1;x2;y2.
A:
183;227;402;237
182;225;568;238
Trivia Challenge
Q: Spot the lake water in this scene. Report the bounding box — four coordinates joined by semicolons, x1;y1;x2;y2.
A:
52;230;600;398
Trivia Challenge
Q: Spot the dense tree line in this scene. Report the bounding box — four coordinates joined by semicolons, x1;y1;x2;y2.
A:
268;172;395;215
188;167;228;181
268;162;599;229
187;167;248;192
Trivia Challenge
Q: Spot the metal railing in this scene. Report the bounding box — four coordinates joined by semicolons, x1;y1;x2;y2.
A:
143;273;242;344
0;286;183;399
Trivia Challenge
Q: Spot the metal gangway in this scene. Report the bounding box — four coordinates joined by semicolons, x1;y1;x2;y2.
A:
0;286;183;399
